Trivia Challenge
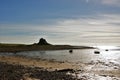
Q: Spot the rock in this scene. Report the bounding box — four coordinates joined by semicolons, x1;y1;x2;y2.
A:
37;38;51;45
105;49;109;51
69;50;73;53
57;69;75;73
94;51;100;54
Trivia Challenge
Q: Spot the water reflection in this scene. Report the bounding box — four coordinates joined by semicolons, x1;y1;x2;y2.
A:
0;47;120;63
95;46;118;49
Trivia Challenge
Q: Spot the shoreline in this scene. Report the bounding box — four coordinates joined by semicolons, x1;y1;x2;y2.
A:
0;55;119;80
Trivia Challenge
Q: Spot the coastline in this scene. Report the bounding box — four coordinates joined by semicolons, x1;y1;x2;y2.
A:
0;43;119;80
0;44;94;53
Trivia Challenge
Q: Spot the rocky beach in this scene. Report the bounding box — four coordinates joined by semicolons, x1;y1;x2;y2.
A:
0;55;119;80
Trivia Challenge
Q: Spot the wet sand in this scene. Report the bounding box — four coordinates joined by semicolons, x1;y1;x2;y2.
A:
0;56;120;80
0;56;81;70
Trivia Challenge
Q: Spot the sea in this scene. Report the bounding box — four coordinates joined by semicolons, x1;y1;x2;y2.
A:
0;46;120;64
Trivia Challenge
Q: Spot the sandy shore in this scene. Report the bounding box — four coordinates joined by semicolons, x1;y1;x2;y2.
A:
0;56;82;70
0;56;120;80
0;56;84;80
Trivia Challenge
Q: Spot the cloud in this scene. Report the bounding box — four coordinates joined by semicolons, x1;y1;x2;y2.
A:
86;0;89;3
88;0;120;7
0;13;120;45
101;0;120;5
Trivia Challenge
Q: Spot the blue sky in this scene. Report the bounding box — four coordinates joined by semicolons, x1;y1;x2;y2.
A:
0;0;120;46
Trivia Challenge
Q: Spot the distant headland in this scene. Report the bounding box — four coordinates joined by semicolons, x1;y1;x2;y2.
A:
0;38;94;53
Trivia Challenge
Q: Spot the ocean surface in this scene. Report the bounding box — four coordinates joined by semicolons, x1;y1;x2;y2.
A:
0;46;120;63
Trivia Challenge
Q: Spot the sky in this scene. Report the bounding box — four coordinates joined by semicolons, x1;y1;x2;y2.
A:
0;0;120;46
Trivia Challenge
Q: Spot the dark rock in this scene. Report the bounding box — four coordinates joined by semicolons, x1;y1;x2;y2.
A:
94;51;100;54
57;69;75;73
69;49;73;53
37;38;51;45
105;49;109;51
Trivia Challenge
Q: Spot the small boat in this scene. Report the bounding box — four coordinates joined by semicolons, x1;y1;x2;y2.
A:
94;51;100;54
69;49;73;53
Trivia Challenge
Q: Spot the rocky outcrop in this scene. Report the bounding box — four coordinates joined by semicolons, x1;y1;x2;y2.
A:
37;38;51;45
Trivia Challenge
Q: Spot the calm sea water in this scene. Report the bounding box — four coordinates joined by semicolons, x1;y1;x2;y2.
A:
0;47;120;63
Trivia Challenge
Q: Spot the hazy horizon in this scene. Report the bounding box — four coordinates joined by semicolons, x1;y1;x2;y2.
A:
0;0;120;46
